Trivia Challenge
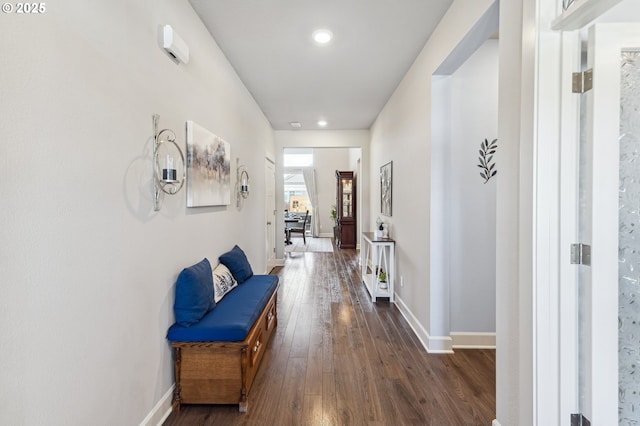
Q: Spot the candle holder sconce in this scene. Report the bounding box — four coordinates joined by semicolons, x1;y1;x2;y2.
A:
235;158;250;211
152;114;185;211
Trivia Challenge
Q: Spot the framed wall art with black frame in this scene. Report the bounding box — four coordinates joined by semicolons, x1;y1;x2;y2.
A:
380;161;392;217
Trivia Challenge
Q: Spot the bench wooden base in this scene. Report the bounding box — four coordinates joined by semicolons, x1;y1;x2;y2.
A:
171;290;278;413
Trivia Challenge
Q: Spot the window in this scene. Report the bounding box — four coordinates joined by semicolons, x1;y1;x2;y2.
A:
284;148;313;168
283;149;313;215
284;171;313;215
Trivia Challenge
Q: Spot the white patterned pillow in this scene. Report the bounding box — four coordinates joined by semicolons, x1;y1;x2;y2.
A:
212;263;238;303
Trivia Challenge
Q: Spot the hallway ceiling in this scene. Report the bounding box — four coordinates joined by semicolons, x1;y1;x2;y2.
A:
189;0;453;130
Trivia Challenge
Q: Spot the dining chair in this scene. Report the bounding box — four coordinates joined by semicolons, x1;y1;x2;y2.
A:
288;210;309;244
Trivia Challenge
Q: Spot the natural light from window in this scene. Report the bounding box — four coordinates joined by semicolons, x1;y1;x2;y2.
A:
283;149;313;168
283;149;313;216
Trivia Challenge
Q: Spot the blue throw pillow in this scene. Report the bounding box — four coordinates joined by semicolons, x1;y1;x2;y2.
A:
173;258;215;327
219;245;254;283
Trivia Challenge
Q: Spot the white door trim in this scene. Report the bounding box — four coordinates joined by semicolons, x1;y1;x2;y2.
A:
265;158;277;271
558;30;582;425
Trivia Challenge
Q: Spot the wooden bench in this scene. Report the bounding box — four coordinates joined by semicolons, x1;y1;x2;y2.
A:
171;289;278;412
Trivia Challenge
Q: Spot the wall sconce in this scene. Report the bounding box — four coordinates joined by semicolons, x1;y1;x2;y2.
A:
236;158;250;210
153;114;185;211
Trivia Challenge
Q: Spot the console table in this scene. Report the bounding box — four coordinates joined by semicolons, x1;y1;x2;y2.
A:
360;232;395;302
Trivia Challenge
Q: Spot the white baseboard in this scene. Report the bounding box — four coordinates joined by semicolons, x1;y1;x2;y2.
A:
394;295;454;353
492;419;502;426
274;258;285;267
451;332;496;349
319;232;333;238
390;296;494;353
265;260;279;273
139;385;174;426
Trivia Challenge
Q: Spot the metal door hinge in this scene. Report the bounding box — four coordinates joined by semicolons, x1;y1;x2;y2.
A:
571;243;591;266
571;413;591;426
572;69;593;93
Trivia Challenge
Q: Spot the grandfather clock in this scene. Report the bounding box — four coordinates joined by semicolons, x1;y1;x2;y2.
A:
335;170;356;249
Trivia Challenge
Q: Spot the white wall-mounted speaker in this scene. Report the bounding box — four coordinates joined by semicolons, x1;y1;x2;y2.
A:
162;25;189;64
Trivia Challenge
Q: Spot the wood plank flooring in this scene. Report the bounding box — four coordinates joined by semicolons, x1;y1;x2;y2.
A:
163;248;495;426
285;236;334;253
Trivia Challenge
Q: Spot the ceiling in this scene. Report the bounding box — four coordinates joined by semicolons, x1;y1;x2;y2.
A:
189;0;454;130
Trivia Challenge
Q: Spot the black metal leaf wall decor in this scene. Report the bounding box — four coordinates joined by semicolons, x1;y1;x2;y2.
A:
477;138;498;184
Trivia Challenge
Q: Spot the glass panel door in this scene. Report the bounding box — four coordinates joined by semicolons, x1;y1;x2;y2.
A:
576;23;640;425
341;178;352;218
618;48;640;425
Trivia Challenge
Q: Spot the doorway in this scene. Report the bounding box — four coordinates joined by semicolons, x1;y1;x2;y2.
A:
429;4;499;351
275;143;364;262
265;158;276;270
558;16;640;425
282;147;361;239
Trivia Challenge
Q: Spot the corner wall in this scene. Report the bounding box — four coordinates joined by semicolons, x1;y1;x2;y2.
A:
0;1;274;424
496;0;534;423
448;40;498;334
369;0;497;352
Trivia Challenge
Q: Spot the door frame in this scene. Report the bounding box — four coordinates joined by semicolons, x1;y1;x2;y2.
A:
530;0;627;424
557;29;582;425
545;2;634;425
265;157;277;271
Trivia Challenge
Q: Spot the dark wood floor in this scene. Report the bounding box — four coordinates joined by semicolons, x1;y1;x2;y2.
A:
163;247;495;426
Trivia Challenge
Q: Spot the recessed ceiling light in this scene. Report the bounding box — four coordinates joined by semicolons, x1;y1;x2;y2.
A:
317;120;328;127
289;122;302;128
312;29;333;45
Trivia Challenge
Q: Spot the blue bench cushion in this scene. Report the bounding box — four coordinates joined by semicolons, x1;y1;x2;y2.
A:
167;274;278;342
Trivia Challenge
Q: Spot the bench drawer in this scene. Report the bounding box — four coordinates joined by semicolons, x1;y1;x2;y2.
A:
265;300;277;331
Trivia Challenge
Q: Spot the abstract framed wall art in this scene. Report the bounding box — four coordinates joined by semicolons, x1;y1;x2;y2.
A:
186;121;231;207
380;161;392;217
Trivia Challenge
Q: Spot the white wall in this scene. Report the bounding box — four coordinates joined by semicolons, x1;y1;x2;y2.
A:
349;148;363;241
0;1;274;424
312;148;351;237
430;75;452;340
369;0;497;352
274;130;370;260
449;40;498;333
497;0;533;423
